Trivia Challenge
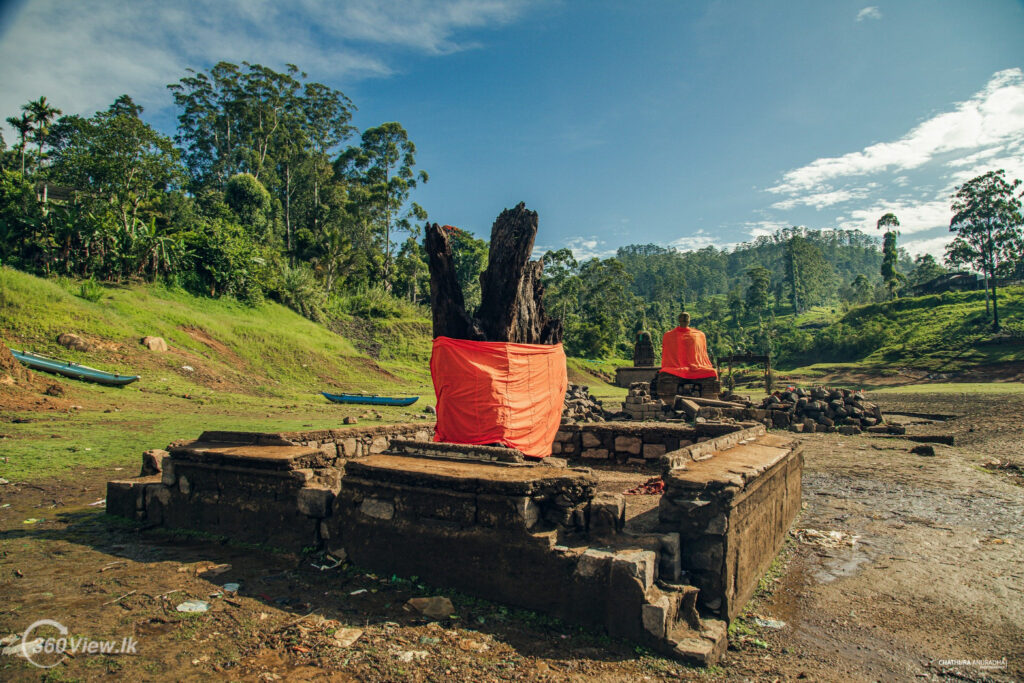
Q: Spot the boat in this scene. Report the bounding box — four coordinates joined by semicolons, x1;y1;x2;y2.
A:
12;350;140;386
321;391;418;407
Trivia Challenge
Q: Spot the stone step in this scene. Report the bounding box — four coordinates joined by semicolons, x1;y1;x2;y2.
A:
665;619;728;666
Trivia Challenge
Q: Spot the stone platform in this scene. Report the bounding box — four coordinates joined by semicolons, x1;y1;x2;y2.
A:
614;366;659;388
107;420;801;665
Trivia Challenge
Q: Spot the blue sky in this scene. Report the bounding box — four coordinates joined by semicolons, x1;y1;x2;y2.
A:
2;0;1023;261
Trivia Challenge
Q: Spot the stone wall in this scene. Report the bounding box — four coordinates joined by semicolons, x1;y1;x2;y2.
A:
106;419;802;665
552;421;754;464
658;432;803;620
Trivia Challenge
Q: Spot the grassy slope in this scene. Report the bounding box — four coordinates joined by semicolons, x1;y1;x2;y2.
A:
783;286;1024;374
0;268;620;482
0;267;437;481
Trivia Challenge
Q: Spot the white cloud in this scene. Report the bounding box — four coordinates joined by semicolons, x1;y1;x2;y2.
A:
743;220;790;239
0;0;535;131
856;7;882;22
768;68;1024;196
839;198;952;235
552;236;617;261
668;229;726;251
901;235;953;261
770;185;875;210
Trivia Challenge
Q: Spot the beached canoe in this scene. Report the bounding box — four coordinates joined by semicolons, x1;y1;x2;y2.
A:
12;349;140;386
321;391;418;407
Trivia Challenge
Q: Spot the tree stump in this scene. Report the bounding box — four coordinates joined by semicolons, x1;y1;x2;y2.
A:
426;203;562;344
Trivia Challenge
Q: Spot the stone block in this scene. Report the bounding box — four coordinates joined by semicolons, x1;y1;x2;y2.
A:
161;461;175;486
551;442;562;454
614;435;642;455
178;475;191;495
582;432;603;448
360;497;395;520
581;448;608;459
642;596;671;639
660;533;681;582
838;425;861;435
298;486;335;518
612;549;657;591
140;449;170;476
588;493;625;536
574;548;613;578
643;443;667;460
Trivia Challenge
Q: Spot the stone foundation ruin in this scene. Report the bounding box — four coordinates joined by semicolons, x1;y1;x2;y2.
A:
107;419;802;665
106;204;803;666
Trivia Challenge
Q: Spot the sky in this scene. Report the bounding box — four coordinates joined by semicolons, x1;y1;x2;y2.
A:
1;0;1023;262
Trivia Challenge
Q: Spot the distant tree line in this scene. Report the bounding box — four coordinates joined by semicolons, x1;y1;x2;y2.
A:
1;61;1020;357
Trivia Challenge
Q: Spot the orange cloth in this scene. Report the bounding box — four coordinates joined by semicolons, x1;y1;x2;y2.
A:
430;336;567;459
660;326;718;380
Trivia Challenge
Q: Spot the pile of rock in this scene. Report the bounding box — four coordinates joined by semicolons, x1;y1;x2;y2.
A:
756;387;883;434
562;384;607;423
621;382;665;421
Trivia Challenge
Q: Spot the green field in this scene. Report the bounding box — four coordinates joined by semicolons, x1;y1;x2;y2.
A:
0;268;620;482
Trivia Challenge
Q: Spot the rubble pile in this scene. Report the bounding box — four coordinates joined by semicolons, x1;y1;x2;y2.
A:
562;384;608;423
757;387;883;434
621;382;665;420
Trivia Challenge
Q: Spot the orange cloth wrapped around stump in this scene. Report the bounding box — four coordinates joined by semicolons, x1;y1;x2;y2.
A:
429;336;567;458
660;326;718;380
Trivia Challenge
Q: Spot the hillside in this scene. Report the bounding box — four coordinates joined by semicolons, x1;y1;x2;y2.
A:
0;266;437;398
0;268;621;481
778;286;1024;382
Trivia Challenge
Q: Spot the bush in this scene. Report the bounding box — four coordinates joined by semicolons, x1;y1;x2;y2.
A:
77;278;104;302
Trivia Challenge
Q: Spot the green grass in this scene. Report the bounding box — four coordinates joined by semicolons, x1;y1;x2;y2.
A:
0;267;439;481
870;382;1024;395
781;286;1024;372
0;266;433;398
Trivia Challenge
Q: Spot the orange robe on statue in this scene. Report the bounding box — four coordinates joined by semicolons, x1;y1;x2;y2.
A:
660;327;718;380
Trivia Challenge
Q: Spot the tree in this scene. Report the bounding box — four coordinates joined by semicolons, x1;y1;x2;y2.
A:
745;266;771;319
876;213;902;299
5;113;33;175
337;122;427;289
48;100;184;236
946;169;1024;331
24;96;62;165
785;234;836;313
225;172;273;241
908;253;946;288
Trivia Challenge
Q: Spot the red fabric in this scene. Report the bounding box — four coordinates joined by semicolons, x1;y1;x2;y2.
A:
430;336;567;459
660;326;718;380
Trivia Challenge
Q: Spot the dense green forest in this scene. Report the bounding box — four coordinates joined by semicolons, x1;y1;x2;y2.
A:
2;61;1021;367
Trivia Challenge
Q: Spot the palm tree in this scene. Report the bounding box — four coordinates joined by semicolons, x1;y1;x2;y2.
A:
5;113;34;175
23;96;62;164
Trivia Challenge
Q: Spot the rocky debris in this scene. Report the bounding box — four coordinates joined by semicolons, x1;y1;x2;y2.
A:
57;332;90;351
343;416;358;425
423;405;436;415
562;384;607;423
140;336;168;352
754;387;884;433
911;444;936;457
621;382;665;421
404;596;454;619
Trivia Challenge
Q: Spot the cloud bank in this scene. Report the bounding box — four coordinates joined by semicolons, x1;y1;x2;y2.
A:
0;0;536;127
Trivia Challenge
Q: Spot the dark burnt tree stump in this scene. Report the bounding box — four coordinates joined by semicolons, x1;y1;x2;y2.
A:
426;203;563;344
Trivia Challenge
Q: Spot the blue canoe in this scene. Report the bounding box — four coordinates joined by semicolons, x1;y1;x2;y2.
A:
12;349;140;387
321;391;418;407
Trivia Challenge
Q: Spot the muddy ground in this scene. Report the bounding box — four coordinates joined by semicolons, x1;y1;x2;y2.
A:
1;390;1022;681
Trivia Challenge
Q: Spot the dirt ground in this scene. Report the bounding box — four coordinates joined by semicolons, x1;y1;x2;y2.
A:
1;390;1022;681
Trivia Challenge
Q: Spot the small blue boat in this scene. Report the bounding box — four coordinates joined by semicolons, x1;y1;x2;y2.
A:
12;349;140;386
321;391;418;407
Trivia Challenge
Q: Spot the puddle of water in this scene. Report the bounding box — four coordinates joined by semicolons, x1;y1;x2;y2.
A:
811;548;872;583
